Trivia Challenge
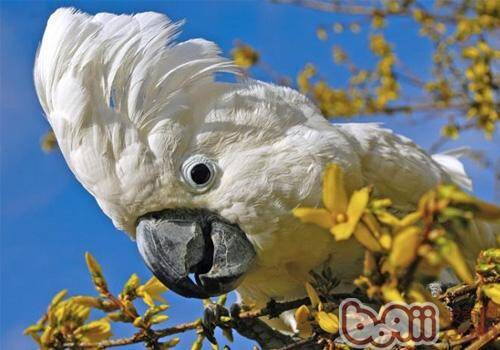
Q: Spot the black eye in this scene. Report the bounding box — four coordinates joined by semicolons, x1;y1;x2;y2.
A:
181;155;217;193
190;163;212;185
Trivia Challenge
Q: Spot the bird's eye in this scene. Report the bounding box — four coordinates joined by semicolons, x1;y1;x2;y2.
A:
181;155;217;193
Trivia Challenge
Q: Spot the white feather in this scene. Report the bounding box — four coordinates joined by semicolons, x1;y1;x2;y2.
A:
432;148;473;191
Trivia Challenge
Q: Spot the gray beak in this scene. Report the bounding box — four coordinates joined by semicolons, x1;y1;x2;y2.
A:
136;209;256;298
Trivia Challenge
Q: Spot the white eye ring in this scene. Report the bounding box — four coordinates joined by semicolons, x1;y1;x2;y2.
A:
181;155;217;193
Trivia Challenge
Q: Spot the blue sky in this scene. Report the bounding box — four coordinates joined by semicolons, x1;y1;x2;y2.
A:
1;1;498;349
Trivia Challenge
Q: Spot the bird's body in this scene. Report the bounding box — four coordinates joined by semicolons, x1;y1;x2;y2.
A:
35;8;497;332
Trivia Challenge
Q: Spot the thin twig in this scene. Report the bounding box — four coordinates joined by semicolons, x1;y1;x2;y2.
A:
59;295;337;349
276;337;320;350
380;102;468;114
439;276;500;304
465;322;500;350
61;274;500;349
428;120;477;154
63;320;201;349
238;297;311;319
272;0;457;23
432;333;478;349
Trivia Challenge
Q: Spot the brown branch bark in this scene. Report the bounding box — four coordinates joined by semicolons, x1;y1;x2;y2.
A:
62;319;202;349
272;0;457;23
439;276;500;304
465;322;500;350
276;337;321;350
60;276;500;349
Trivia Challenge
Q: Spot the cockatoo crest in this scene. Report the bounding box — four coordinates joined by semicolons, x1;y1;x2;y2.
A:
34;8;242;232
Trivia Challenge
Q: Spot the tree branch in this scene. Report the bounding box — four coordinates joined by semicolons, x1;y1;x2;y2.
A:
466;322;500;350
62;320;201;349
272;0;457;23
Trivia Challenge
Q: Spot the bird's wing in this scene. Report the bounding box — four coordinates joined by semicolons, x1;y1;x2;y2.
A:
431;147;473;191
338;123;453;209
336;123;498;270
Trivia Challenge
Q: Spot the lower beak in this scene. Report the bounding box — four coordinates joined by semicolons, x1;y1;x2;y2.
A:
136;208;256;298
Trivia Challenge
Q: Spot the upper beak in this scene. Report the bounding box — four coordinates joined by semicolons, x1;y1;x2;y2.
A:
136;208;256;298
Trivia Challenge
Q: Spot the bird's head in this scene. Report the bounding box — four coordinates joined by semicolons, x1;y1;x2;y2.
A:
35;8;331;298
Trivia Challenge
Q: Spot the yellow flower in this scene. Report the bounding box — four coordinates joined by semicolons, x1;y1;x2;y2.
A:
123;273;140;293
294;305;313;337
75;319;112;343
333;22;343;33
163;337;181;348
316;27;328;41
388;226;422;270
375;211;421;228
297;64;316;93
436;184;500;220
482;284;500;305
85;252;108;295
49;289;68;309
315;311;339;334
300;282;339;335
231;44;259;69
305;282;321;308
332;46;347;64
40;326;55;346
353;223;383;252
150;314;169;325
381;284;404;303
293;163;371;241
72;296;101;308
85;252;103;276
295;305;311;325
41;130;58;153
436;236;474;284
442;124;460;139
51;299;91;325
137;277;168;307
191;334;204;350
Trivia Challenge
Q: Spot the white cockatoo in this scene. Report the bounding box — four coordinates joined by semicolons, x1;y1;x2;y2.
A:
35;8;497;332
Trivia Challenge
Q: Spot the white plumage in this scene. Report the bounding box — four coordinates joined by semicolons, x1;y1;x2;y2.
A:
35;8;496;331
35;8;238;232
